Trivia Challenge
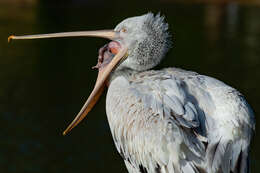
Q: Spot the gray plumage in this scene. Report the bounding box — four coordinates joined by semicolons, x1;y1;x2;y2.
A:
105;13;255;173
114;13;171;71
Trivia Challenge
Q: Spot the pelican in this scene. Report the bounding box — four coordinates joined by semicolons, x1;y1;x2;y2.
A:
9;13;255;173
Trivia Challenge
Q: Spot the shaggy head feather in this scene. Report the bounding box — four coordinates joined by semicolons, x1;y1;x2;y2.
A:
114;13;172;71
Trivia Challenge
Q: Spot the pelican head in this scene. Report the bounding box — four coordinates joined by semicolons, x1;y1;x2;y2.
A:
113;13;171;71
8;13;172;135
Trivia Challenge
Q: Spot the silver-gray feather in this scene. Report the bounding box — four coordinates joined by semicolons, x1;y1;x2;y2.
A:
114;13;172;71
106;68;254;173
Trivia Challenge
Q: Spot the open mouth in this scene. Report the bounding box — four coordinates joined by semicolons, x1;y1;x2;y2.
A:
93;41;122;71
8;30;128;135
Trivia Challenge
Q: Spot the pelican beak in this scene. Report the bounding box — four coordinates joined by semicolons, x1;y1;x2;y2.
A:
63;47;128;135
8;30;117;42
8;30;128;135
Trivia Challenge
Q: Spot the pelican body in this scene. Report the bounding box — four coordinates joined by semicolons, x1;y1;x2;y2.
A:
9;13;255;173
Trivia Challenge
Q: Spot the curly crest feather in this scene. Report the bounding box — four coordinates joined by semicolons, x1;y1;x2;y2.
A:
115;13;172;71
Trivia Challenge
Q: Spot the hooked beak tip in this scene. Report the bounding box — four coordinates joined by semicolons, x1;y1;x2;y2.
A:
8;35;14;43
62;131;67;136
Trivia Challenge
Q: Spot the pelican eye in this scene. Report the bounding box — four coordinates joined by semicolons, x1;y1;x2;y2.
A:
121;28;127;33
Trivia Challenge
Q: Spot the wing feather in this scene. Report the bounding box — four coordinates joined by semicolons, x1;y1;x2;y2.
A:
106;68;254;173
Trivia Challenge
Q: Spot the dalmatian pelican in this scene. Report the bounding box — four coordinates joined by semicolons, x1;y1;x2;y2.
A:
9;13;255;173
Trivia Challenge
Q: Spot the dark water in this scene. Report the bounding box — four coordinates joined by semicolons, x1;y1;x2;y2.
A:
0;1;260;172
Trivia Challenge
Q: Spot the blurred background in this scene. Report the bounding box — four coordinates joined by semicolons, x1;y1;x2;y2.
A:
0;0;259;172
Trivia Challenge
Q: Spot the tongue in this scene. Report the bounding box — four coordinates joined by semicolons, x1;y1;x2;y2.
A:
93;41;121;70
